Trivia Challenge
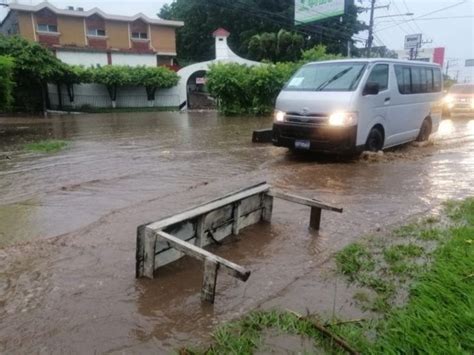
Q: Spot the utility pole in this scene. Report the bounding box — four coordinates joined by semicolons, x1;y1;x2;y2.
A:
360;1;390;58
366;0;376;57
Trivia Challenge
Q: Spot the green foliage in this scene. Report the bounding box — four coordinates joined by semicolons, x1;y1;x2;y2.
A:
132;66;179;100
25;139;68;153
0;35;65;111
89;65;179;102
207;61;299;115
0;55;14;111
248;30;305;62
301;44;343;62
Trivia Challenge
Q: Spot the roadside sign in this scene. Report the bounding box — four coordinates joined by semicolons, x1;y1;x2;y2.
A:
404;34;422;49
295;0;346;24
196;77;207;85
466;59;474;67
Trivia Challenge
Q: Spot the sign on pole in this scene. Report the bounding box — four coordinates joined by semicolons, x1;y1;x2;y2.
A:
465;59;474;67
295;0;346;24
404;34;422;50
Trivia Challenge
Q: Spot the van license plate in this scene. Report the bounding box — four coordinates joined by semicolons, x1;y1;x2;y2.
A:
295;140;310;150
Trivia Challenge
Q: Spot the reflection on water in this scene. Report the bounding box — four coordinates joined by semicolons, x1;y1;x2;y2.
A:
437;119;454;137
0;111;473;353
468;120;474;134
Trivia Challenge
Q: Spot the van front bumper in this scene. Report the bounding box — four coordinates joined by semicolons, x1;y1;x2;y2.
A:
272;122;358;153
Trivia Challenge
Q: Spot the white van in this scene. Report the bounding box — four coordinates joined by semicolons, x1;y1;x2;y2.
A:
272;59;443;153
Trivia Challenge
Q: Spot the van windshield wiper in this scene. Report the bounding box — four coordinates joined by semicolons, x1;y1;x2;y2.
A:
315;67;352;91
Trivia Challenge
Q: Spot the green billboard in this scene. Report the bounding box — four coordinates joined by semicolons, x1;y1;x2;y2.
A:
295;0;345;24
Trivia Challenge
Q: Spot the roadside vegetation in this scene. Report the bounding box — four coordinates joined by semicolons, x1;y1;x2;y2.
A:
25;139;68;153
184;198;474;354
0;36;179;113
0;55;14;111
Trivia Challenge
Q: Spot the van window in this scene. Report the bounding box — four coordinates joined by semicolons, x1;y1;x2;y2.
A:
395;65;442;94
366;64;389;91
284;62;367;92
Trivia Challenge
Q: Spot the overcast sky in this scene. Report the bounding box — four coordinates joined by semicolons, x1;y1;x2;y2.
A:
1;0;473;80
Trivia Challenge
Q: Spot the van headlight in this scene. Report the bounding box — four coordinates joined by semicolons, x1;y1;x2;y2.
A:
274;110;286;122
328;112;357;127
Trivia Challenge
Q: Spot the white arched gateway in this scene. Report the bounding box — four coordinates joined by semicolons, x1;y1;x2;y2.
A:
168;28;261;110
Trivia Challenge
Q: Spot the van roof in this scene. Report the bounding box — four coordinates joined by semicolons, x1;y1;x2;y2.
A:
305;58;441;68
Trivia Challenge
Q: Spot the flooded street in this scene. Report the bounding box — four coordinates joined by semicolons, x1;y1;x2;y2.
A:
1;111;474;353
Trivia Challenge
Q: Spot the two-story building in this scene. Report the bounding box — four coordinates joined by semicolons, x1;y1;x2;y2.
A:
0;2;183;68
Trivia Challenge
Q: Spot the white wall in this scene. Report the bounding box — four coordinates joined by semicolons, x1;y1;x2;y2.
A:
48;83;180;109
111;53;156;67
56;50;108;67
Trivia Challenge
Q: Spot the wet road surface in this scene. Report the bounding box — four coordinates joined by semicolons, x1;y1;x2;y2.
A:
1;112;473;353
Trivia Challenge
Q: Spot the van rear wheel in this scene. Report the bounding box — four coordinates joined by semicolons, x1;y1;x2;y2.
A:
365;127;384;152
416;119;432;142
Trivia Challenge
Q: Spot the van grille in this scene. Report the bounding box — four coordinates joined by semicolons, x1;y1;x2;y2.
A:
285;112;328;124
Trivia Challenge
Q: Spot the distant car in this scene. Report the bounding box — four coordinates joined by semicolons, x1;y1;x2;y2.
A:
443;84;474;116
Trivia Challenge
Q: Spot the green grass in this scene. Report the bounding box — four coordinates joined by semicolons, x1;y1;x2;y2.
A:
185;198;474;354
383;243;424;264
334;243;374;280
25;139;68;153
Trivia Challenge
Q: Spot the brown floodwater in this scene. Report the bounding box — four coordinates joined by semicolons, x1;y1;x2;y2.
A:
0;111;473;353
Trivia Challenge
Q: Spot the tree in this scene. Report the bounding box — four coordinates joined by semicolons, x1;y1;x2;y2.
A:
0;56;14;112
0;35;64;112
132;66;180;106
248;30;305;62
91;65;132;108
56;64;91;108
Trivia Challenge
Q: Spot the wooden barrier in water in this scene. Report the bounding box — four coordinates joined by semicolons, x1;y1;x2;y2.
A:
136;182;343;303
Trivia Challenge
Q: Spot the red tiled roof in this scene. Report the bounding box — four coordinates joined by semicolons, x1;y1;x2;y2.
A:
212;28;230;37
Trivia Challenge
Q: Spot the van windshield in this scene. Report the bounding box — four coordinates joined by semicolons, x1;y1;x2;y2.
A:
284;62;367;92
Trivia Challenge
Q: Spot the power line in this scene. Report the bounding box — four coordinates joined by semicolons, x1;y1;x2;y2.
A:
375;0;469;32
401;0;425;34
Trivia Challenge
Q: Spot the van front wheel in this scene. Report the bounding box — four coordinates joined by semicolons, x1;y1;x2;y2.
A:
365;127;384;152
416;119;432;142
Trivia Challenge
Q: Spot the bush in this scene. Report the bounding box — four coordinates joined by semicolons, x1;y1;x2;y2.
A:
0;55;14;112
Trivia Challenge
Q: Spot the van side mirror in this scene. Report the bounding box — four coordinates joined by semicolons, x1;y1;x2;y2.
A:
363;82;380;96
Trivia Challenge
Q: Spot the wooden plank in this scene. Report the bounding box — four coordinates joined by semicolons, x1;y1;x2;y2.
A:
201;258;219;303
195;216;205;247
136;225;146;278
155;230;250;281
268;190;343;213
310;207;322;230
262;194;273;222
143;228;157;279
232;202;241;235
147;182;270;231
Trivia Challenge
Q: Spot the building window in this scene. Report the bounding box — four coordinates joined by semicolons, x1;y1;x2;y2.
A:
131;32;148;40
87;28;106;36
37;24;58;33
